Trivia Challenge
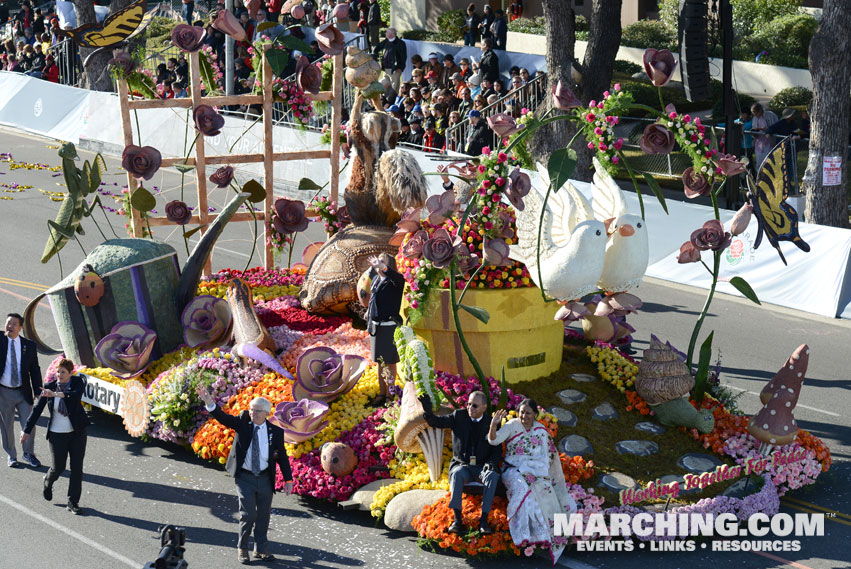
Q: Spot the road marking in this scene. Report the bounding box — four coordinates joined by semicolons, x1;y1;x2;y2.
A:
557;557;598;569
782;496;851;521
750;550;817;569
0;276;50;289
780;499;851;527
726;385;840;417
0;286;49;307
0;279;48;292
0;493;142;568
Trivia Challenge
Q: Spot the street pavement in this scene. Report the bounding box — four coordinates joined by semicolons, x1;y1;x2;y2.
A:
0;128;848;569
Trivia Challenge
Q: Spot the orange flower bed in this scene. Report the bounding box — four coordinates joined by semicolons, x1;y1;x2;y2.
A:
560;454;595;484
794;429;832;472
192;373;294;463
413;495;519;557
625;389;653;415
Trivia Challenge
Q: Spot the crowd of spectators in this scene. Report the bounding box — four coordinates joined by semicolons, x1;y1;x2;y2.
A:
0;1;64;82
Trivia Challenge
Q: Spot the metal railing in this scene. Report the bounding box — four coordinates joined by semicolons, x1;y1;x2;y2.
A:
49;38;82;87
445;72;548;155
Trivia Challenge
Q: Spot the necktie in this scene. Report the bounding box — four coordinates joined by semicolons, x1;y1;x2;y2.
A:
251;425;261;475
10;339;20;388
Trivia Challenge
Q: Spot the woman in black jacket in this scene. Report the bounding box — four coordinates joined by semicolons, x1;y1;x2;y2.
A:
22;358;90;515
464;3;479;47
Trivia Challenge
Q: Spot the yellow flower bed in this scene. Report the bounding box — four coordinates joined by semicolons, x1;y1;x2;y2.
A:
586;345;638;393
77;366;135;388
196;281;300;301
284;365;382;459
372;447;452;518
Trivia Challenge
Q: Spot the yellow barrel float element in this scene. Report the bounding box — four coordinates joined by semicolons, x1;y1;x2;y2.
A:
406;287;563;383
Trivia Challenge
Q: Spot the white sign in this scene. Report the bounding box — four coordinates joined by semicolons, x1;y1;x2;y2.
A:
80;374;125;415
823;156;842;186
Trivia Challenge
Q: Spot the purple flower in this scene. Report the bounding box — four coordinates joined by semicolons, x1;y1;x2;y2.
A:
691;219;731;251
108;49;135;75
181;295;232;348
193;104;225;137
729;203;753;236
422;228;455;269
402;229;428;259
332;3;349;20
121;145;162;181
682;167;710;199
487;113;525;138
270;398;330;444
209;166;234;188
714;153;748;177
94;322;157;379
272;198;309;234
293;347;367;403
643;48;677;87
483;236;511;266
639;123;676;154
505;166;531;211
165;200;192;225
551;80;582;111
296;55;322;95
425;190;459;225
390;207;422;246
212;10;246;42
676;241;701;264
454;242;481;277
316;23;345;56
170;24;206;52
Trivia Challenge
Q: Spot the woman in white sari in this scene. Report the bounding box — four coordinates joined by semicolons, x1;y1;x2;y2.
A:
488;399;576;564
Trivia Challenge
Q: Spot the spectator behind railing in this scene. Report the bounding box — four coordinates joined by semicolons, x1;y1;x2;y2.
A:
464;3;479;47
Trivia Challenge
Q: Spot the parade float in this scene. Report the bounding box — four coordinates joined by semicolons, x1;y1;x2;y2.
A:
20;19;832;561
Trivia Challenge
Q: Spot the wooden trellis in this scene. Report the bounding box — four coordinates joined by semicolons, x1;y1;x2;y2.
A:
117;45;344;270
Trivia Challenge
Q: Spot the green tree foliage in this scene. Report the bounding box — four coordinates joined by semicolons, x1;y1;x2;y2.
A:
620;19;676;50
435;9;466;43
768;86;813;113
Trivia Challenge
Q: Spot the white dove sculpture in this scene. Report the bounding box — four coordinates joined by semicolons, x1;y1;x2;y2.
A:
508;182;608;302
563;158;650;296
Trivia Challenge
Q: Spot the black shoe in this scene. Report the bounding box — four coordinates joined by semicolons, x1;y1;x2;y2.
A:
43;476;53;501
67;502;81;515
7;457;22;468
22;453;41;468
448;520;465;534
479;520;494;535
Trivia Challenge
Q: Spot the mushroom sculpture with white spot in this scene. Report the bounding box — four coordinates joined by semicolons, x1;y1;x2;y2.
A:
747;344;809;455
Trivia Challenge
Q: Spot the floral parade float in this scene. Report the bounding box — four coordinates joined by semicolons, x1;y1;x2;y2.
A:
22;35;832;562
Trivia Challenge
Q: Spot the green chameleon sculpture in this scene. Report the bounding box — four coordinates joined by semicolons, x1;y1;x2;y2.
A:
41;142;108;264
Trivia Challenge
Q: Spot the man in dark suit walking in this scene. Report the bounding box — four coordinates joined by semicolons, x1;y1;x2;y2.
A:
420;390;502;534
1;312;42;468
196;385;293;565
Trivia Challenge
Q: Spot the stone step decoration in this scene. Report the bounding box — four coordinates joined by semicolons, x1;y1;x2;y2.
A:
556;389;587;405
677;453;724;474
548;407;577;428
615;440;659;456
592;402;619;421
599;472;638;493
634;421;666;435
339;478;400;511
658;474;700;496
560;434;593;456
570;373;597;383
384;489;447;532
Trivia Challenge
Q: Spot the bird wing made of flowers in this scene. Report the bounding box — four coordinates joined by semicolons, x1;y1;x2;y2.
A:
293;346;367;403
94;321;157;379
181;295;233;349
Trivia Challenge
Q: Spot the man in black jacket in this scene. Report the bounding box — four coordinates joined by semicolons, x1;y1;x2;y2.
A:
373;27;406;93
420;391;501;534
478;37;500;84
197;385;293;565
366;0;381;49
464;110;493;156
0;312;42;468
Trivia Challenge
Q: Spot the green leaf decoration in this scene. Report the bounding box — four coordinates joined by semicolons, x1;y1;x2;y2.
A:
298;177;323;191
277;35;314;54
729;276;761;305
242;179;267;203
266;49;289;78
198;51;220;96
547;147;577;193
130;186;156;212
183;224;207;239
256;21;277;34
497;367;508;412
459;304;490;324
642;172;669;214
693;331;714;403
174;163;195;173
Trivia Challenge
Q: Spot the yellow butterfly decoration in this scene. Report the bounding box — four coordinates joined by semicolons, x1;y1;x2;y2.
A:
63;0;158;49
747;138;810;265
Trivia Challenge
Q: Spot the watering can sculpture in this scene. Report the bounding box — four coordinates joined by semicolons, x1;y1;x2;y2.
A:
23;191;251;369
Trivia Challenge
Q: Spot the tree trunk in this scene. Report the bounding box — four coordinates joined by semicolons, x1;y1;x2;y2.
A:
73;0;136;92
529;0;623;181
527;0;576;165
802;0;851;228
